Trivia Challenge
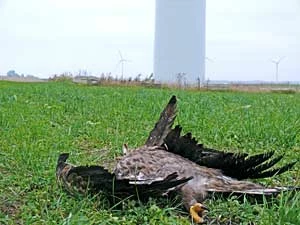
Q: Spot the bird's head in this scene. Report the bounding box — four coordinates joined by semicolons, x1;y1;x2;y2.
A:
57;153;69;164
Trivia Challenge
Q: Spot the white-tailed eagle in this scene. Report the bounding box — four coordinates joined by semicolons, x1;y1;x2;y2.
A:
56;96;297;223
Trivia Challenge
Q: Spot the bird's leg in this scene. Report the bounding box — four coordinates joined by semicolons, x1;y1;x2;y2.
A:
181;184;208;223
190;202;209;224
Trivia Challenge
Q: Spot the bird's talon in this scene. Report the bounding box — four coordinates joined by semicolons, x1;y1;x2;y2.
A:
190;203;208;224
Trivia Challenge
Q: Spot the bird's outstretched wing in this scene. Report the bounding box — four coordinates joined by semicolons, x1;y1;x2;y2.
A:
164;125;297;180
56;153;191;198
145;95;177;146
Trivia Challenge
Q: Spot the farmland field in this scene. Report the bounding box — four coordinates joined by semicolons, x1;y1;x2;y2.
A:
0;81;299;225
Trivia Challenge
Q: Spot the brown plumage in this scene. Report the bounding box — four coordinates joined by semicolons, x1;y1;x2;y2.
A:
56;95;298;223
56;153;192;199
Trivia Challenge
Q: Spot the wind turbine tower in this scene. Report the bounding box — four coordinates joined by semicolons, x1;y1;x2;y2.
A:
271;57;285;82
116;50;130;80
154;0;206;85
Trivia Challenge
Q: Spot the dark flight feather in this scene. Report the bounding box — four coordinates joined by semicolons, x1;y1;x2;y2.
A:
145;95;177;146
164;125;297;180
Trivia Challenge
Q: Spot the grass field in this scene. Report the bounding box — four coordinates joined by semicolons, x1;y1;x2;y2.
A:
0;81;299;225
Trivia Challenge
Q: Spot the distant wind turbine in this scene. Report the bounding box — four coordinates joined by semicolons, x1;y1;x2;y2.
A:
116;50;131;79
270;56;285;82
205;57;214;62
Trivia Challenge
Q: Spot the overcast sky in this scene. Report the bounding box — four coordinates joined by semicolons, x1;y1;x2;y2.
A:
0;0;299;81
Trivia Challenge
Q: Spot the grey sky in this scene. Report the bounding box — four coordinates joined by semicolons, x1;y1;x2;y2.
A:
0;0;299;81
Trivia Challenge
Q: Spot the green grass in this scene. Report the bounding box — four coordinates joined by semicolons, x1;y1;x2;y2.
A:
0;81;299;225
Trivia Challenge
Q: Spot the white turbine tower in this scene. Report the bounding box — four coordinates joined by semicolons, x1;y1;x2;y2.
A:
271;56;285;82
154;0;206;85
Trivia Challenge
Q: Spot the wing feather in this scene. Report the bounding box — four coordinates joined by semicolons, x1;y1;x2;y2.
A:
164;125;297;180
56;153;191;198
145;95;177;146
